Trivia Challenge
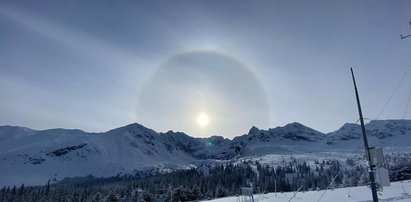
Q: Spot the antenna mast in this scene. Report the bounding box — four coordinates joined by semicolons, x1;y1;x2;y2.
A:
350;68;379;202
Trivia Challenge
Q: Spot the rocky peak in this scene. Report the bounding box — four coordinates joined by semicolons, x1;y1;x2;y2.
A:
248;126;260;135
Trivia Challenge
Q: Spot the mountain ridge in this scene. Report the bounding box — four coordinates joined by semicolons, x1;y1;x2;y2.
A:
1;119;410;186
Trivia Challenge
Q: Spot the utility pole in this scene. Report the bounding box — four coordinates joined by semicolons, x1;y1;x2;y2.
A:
350;68;379;202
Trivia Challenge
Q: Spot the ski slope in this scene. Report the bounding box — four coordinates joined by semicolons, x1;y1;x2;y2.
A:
208;180;411;202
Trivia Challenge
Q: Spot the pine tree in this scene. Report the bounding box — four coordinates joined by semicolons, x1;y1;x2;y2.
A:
92;192;102;202
108;191;119;202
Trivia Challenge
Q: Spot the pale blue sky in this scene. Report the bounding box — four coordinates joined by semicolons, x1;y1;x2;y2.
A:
1;0;411;138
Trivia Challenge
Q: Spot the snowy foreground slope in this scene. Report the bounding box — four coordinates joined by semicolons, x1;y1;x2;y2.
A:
208;180;411;202
0;119;410;186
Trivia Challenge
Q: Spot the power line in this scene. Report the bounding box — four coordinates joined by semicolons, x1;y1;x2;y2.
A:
376;65;411;120
403;88;411;119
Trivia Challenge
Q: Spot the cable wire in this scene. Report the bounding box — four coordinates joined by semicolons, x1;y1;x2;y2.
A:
403;88;411;119
376;65;411;120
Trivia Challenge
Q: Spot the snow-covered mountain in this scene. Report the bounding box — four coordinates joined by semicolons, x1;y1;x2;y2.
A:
326;120;411;150
0;123;234;186
230;122;327;156
1;120;410;186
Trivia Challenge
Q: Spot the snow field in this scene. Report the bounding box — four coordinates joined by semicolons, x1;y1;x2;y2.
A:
208;180;411;202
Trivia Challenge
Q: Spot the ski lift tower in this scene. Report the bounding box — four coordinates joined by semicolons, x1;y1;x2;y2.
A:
400;20;411;39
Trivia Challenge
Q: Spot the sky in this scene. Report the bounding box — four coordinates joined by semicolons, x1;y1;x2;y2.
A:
1;0;411;138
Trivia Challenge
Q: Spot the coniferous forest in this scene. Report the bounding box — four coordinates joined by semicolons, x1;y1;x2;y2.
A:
2;155;410;202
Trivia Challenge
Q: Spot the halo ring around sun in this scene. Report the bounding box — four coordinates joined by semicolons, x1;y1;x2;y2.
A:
136;50;270;138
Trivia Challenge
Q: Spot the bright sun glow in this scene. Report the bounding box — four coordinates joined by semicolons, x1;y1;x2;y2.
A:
197;113;209;127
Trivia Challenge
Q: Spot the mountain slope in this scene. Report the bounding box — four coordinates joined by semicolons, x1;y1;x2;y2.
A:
0;124;197;186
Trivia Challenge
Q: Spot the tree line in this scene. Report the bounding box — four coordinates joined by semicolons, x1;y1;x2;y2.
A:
1;158;373;202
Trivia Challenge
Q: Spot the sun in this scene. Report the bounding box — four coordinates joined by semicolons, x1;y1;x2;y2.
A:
197;113;209;127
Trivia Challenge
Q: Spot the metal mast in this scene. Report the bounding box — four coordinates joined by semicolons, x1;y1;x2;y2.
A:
350;68;379;202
